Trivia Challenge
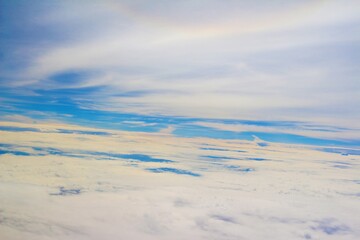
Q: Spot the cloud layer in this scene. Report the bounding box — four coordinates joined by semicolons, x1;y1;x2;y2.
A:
1;0;359;127
0;121;360;239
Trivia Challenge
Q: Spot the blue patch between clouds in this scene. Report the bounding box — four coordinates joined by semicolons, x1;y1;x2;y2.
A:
174;125;360;147
246;157;267;161
90;152;174;162
224;165;254;172
0;126;112;136
202;155;238;160
211;214;237;223
31;146;86;158
174;125;252;140
321;147;360;156
333;165;350;169
34;147;173;163
312;219;351;235
0;149;31;156
0;143;175;163
0;126;40;132
257;142;268;147
146;167;201;177
201;147;230;151
56;129;111;136
1;86;359;147
50;187;82;196
115;154;173;163
200;147;246;152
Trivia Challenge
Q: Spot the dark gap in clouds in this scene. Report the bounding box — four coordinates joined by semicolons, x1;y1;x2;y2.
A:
0;142;175;163
0;126;40;132
90;152;174;163
224;165;254;172
50;187;82;196
338;192;360;197
202;155;238;161
32;147;87;159
200;147;247;153
321;147;360;156
0;143;34;156
267;216;306;224
331;161;352;165
304;233;312;239
333;165;351;169
0;149;31;156
0;143;33;156
0;144;87;158
33;147;174;163
210;214;237;224
56;129;112;136
200;147;230;151
113;154;173;163
246;157;267;161
146;167;201;177
257;142;268;147
0;125;112;136
329;161;353;169
311;219;351;235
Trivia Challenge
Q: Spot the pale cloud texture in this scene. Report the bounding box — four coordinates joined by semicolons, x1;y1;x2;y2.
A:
1;0;359;127
0;121;359;239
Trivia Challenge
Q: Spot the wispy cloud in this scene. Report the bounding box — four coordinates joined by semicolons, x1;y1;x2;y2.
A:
1;0;359;129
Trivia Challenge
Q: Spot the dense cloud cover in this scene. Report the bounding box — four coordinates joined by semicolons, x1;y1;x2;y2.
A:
0;121;359;239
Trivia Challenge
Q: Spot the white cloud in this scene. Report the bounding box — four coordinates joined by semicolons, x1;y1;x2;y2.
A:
2;0;360;128
0;121;359;239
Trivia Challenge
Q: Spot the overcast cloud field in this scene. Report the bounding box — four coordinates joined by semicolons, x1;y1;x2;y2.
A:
0;1;359;240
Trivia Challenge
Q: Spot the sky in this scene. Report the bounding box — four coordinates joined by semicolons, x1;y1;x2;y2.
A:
0;0;360;147
1;1;360;239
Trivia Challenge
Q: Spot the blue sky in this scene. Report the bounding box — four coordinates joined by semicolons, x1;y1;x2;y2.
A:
1;0;360;147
